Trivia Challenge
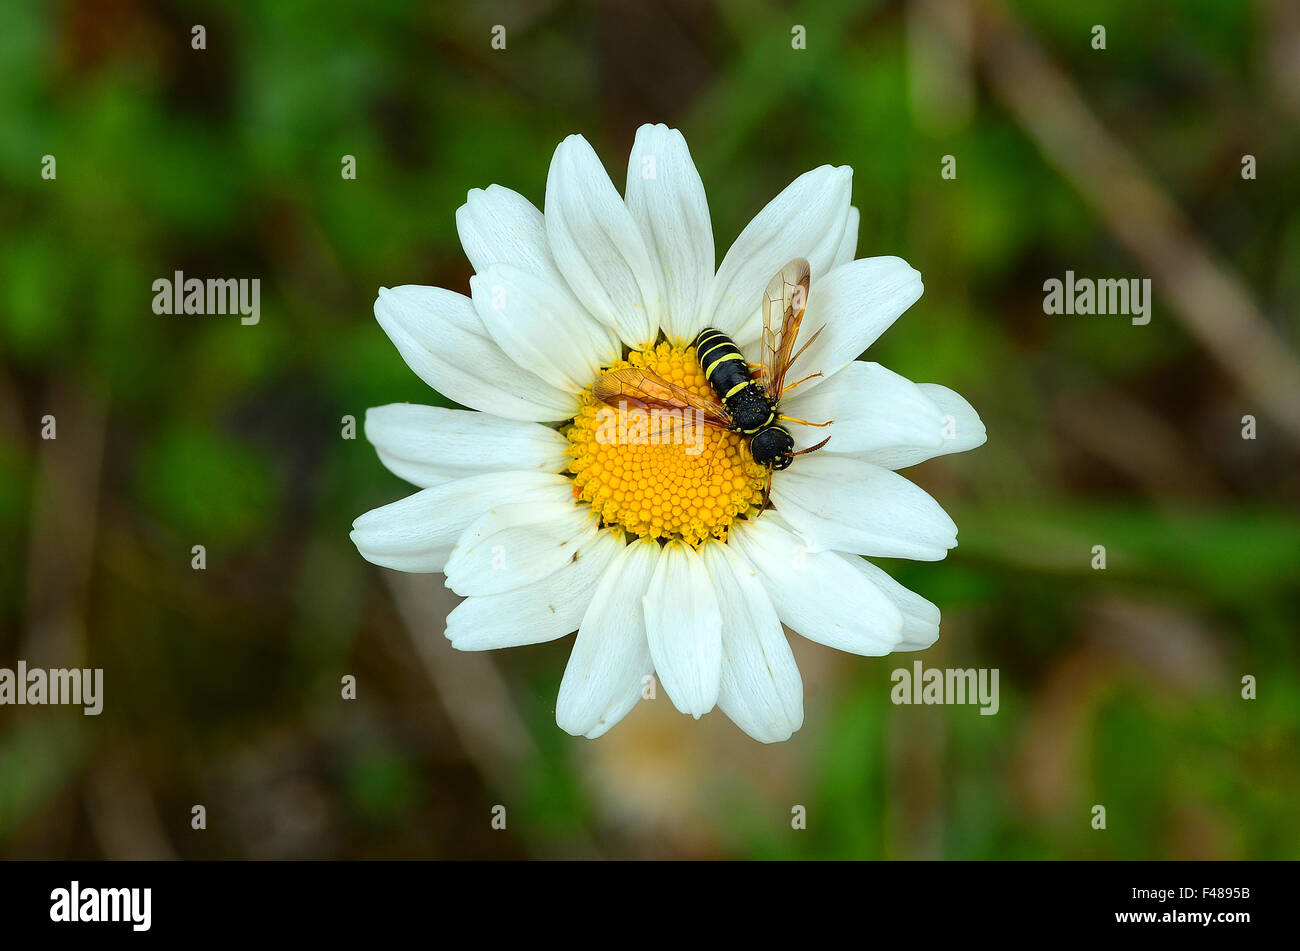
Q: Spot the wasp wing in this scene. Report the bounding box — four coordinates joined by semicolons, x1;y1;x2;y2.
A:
592;367;733;430
761;258;815;400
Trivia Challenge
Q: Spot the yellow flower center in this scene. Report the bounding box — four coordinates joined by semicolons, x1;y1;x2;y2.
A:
565;342;767;547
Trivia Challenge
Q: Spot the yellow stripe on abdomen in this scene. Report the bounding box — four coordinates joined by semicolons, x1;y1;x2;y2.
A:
706;353;746;379
696;339;732;363
722;378;753;400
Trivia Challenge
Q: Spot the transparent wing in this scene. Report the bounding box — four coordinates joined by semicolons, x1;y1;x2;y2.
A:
592;367;733;430
761;258;818;400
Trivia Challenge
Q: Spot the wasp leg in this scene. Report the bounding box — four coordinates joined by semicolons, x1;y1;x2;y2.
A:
778;371;824;395
778;413;833;428
757;465;775;515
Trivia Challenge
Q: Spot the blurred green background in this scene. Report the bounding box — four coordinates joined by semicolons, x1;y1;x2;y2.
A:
2;0;1298;859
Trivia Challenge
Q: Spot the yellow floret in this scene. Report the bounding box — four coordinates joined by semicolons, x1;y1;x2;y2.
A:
565;342;767;547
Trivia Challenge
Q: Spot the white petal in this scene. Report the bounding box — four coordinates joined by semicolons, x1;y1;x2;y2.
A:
545;134;662;347
701;541;803;743
470;265;618;393
445;529;623;650
364;404;568;488
833;206;860;267
350;471;571;573
789;257;924;393
457;185;617;382
706;165;853;345
624;123;713;344
643;539;721;718
455;185;554;279
374;285;576;422
556;537;659;738
728;516;904;655
781;361;946;455
841;555;940;650
771;454;958;560
443;501;597;597
854;384;987;469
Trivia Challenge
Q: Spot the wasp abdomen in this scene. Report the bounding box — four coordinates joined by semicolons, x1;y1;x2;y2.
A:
693;327;774;434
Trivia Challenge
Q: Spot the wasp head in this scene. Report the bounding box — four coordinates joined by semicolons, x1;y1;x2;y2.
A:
750;426;796;471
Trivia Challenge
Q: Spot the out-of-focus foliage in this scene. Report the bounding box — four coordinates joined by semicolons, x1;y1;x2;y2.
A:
1;0;1297;859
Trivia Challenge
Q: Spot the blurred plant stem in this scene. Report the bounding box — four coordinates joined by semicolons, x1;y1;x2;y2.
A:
975;0;1300;444
381;571;603;858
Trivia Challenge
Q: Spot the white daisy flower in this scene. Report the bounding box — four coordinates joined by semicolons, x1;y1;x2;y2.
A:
351;124;986;743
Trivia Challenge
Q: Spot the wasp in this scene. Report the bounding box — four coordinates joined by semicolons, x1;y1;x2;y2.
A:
593;258;832;510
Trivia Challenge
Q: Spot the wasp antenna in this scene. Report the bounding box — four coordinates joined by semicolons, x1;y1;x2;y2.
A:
791;435;832;457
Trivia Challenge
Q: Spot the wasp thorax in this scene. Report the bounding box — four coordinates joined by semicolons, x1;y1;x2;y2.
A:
565;342;766;547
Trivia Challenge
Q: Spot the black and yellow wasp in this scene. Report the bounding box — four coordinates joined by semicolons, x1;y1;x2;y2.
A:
593;258;832;508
